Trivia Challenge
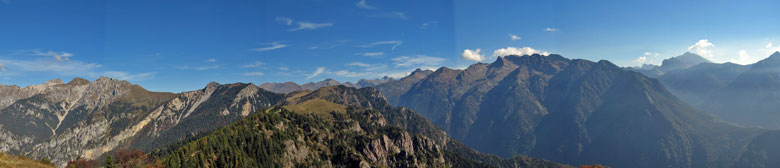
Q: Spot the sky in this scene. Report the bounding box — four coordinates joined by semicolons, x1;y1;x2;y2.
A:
1;0;779;92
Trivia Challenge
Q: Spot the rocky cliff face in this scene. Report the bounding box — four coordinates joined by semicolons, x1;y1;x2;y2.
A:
0;77;143;166
0;77;283;167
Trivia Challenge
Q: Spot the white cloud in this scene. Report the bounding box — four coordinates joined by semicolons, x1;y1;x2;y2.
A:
509;34;522;41
176;65;220;71
766;42;780;53
289;21;333;31
306;67;326;79
206;58;216;63
644;52;660;57
544;27;559;32
357;52;384;57
360;41;402;51
242;72;265;76
31;50;73;62
322;66;409;78
251;42;287;52
356;0;375;9
241;61;264;68
493;47;550;57
308;40;348;50
279;67;289;71
729;50;760;65
392;55;446;67
347;62;372;67
276;17;333;31
420;21;438;30
634;56;647;64
0;58;102;76
347;62;387;71
102;71;156;81
331;70;374;78
637;52;660;64
1;50;154;80
461;49;485;62
687;39;715;59
275;17;294;25
369;12;408;20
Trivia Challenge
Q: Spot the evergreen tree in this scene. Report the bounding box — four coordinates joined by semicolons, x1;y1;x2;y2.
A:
105;156;115;168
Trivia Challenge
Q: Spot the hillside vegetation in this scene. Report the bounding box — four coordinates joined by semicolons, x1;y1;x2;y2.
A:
0;152;54;168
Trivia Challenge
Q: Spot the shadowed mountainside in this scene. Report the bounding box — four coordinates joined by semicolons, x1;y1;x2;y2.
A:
374;54;767;167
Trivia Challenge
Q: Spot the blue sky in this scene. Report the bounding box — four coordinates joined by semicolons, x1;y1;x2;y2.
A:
1;0;779;92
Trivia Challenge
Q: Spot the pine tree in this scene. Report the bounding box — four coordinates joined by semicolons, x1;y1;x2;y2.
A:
105;156;115;168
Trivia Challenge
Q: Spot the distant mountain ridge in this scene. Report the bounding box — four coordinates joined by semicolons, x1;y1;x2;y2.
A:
372;54;770;167
627;52;713;78
259;77;394;94
628;51;780;129
701;52;780;128
660;52;713;72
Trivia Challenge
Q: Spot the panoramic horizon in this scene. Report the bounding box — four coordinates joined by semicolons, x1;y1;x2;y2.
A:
2;0;779;92
5;1;780;168
6;50;780;94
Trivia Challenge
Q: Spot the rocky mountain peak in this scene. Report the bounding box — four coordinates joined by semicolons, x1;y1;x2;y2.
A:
434;67;457;73
764;51;780;62
659;52;711;72
203;81;221;93
94;76;112;82
92;76;132;87
66;78;90;86
489;55;513;68
23;79;65;92
748;52;780;70
596;60;621;70
409;68;432;76
320;78;340;85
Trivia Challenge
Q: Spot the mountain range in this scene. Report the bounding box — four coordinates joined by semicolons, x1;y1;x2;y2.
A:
629;52;780;129
259;77;394;94
368;54;774;167
0;76;565;167
4;53;780;167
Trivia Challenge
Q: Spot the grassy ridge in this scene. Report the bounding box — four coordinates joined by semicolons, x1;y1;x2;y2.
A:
0;153;54;168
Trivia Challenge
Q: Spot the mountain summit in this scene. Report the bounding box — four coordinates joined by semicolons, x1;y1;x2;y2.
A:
660;52;712;72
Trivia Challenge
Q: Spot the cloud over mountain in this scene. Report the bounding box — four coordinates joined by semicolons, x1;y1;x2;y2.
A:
461;49;485;62
493;47;550;57
688;39;714;59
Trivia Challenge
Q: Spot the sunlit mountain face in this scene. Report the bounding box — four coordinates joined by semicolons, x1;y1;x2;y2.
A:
2;0;780;168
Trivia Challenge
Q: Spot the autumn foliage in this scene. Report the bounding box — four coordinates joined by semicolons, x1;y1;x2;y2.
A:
66;149;161;168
